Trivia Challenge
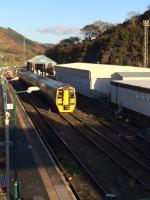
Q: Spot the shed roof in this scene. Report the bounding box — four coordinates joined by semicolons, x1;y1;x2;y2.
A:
27;55;56;64
111;80;150;90
112;72;150;77
57;63;150;78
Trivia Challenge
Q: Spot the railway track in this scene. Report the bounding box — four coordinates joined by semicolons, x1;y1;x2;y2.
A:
10;80;106;200
97;115;150;160
79;95;150;140
77;96;150;166
90;106;150;154
73;109;150;168
60;112;150;191
10;79;150;199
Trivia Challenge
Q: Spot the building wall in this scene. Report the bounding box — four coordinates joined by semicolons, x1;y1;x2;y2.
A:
92;78;111;95
111;84;150;117
56;67;91;97
56;66;112;97
56;63;150;99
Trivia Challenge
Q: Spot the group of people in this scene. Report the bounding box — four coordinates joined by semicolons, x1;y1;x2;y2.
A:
27;63;55;76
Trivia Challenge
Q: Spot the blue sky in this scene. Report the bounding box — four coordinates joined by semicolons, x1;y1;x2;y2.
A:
0;0;150;44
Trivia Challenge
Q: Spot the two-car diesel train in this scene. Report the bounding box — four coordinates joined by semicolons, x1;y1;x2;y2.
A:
17;70;76;112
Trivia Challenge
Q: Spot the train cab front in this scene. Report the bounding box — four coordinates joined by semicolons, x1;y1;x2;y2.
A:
56;87;76;112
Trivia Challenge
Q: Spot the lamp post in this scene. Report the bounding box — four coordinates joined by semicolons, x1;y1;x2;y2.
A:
1;75;8;113
12;86;40;200
5;111;10;200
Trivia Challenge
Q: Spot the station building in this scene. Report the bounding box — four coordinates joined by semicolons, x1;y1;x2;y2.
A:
55;62;150;100
27;55;57;75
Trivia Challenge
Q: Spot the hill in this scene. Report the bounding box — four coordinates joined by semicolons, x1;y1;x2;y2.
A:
0;27;48;66
45;9;150;67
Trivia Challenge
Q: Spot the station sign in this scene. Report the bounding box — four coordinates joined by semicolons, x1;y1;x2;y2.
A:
7;103;13;110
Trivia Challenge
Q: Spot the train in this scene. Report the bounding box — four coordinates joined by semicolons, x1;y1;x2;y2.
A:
17;70;76;112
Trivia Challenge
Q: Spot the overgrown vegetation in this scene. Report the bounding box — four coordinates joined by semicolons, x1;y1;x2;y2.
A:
45;9;150;67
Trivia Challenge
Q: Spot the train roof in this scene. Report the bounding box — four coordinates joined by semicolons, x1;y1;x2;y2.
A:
38;75;69;88
19;70;71;89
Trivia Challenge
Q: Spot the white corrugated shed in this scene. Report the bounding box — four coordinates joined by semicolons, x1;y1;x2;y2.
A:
111;72;150;80
56;62;150;97
111;80;150;117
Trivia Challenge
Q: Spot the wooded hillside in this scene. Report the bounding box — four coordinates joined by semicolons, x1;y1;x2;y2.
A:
45;9;150;67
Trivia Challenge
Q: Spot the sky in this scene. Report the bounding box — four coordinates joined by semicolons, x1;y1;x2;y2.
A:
0;0;150;44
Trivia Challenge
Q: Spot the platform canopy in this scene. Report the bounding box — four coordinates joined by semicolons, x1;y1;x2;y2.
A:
27;55;56;65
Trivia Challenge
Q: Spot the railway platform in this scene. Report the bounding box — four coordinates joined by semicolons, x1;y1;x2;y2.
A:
1;82;77;199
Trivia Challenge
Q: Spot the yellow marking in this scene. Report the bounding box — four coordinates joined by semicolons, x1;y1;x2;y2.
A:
63;89;69;105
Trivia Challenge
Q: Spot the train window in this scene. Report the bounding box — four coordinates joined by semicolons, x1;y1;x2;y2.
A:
58;90;63;98
70;92;75;98
58;93;62;98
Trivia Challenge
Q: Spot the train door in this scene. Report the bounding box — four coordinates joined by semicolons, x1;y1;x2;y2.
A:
63;88;69;109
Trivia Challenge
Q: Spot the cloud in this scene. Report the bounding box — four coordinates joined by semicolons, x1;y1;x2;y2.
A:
36;26;81;35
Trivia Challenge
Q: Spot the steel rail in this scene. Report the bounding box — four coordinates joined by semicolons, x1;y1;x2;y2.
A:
61;113;150;191
12;81;108;198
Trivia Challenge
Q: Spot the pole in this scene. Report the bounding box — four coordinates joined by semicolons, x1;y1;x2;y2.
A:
23;37;26;64
2;76;7;113
13;90;17;180
5;112;10;200
143;20;149;68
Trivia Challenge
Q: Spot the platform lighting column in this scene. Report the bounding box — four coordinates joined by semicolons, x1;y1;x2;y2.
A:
5;111;10;200
143;20;149;68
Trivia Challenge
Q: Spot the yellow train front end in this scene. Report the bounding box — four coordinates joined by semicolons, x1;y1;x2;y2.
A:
56;86;76;112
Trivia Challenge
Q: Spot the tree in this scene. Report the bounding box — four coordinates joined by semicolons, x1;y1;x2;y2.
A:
59;37;81;46
93;20;114;33
80;24;100;40
81;21;113;40
127;11;139;27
